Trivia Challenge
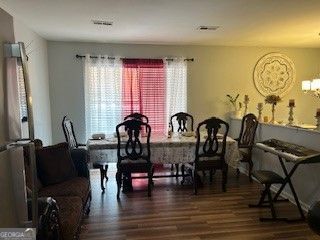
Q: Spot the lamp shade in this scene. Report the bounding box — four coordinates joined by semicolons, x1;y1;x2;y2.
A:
311;79;320;91
302;80;311;91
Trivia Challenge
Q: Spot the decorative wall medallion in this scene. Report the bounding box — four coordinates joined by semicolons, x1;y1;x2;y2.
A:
253;52;295;97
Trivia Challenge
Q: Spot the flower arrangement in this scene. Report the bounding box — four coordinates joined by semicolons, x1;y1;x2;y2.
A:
264;94;281;123
226;94;242;111
265;94;281;105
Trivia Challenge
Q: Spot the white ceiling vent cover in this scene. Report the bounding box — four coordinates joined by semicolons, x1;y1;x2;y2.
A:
197;26;219;30
92;20;113;26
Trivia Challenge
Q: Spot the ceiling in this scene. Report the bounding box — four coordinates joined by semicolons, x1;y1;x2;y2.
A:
1;0;320;47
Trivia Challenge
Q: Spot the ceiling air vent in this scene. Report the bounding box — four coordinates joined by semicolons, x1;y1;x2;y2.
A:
197;26;219;31
92;20;113;26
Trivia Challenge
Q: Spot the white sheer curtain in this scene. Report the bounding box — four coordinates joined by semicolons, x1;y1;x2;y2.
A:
165;58;187;131
84;55;122;139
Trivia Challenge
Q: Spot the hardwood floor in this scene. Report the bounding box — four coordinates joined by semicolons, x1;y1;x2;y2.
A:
80;164;318;240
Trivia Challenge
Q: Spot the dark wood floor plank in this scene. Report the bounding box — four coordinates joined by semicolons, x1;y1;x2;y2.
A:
80;165;318;240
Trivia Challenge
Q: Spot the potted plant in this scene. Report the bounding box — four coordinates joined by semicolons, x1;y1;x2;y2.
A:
265;94;281;124
226;94;242;119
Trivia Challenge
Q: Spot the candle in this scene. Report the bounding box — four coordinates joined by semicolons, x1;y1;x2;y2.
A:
317;108;320;117
244;95;249;102
289;99;295;107
257;102;263;109
263;116;269;123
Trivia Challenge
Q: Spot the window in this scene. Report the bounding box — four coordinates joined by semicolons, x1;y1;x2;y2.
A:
84;56;122;137
122;59;166;133
84;56;187;138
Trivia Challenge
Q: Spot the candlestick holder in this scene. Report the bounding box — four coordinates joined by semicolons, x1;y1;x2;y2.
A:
270;104;276;124
316;116;320;131
243;99;249;116
287;106;294;125
257;105;263;122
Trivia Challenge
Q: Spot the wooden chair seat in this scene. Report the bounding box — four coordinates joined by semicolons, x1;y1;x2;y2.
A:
118;162;152;173
253;170;285;184
249;170;286;221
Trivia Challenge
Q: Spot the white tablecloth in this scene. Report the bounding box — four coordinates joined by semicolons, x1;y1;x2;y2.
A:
87;134;241;168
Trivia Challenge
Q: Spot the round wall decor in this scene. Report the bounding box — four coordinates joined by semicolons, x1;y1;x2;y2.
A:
253;52;296;97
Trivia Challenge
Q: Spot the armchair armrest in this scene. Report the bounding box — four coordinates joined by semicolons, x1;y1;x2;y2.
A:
70;148;90;179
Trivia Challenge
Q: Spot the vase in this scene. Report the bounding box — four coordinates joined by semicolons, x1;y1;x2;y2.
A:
230;110;242;119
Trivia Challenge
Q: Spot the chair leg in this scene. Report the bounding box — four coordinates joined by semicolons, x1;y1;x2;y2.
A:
123;173;133;192
222;166;228;192
181;164;185;185
148;168;153;197
236;168;240;178
116;171;122;199
193;169;198;195
99;167;106;192
267;186;277;219
175;164;179;178
171;164;174;171
249;186;268;208
104;164;109;181
248;160;253;182
209;169;215;183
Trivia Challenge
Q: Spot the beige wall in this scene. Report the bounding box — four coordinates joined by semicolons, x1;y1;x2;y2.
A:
14;19;52;145
47;41;320;143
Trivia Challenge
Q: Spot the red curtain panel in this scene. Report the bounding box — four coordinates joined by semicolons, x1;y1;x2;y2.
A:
122;59;165;133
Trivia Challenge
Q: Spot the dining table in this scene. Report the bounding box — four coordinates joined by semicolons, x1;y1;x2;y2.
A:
87;133;241;169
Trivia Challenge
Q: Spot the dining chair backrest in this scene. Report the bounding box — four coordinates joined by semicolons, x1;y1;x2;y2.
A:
237;113;258;148
62;116;78;149
170;112;194;132
124;112;149;123
116;119;151;163
195;117;229;163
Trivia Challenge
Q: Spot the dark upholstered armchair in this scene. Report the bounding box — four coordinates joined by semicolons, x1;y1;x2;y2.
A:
24;139;91;240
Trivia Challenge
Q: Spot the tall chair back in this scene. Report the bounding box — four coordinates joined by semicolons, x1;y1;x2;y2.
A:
195;117;229;163
62;116;78;148
237;113;258;148
116;119;151;164
124;112;149;123
170;112;194;132
236;113;259;181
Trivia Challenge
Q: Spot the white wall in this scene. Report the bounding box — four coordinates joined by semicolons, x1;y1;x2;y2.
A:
47;41;320;143
14;19;52;145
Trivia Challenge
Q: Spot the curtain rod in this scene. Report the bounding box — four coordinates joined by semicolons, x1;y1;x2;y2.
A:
75;54;194;62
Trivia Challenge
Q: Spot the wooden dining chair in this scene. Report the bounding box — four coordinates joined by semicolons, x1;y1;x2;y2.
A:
62;116;108;191
235;113;259;182
170;112;194;133
170;112;194;177
124;112;149;123
186;117;229;194
115;119;153;198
